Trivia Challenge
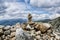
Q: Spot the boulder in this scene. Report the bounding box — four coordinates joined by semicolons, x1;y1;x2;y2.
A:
4;30;11;36
10;32;15;38
4;26;11;30
35;23;51;33
1;35;5;39
10;37;16;40
16;28;34;40
10;28;16;32
35;35;40;40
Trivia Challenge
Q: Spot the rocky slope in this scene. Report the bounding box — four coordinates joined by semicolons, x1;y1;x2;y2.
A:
0;14;60;40
49;17;60;32
0;25;16;40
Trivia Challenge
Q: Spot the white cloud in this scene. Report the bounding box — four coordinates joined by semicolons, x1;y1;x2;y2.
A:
49;13;60;19
30;0;60;8
0;0;60;20
0;2;27;20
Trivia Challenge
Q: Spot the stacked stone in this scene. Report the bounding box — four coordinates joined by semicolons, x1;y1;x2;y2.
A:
28;13;32;23
0;25;16;40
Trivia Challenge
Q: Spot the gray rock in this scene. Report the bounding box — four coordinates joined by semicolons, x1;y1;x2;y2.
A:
16;28;34;40
0;37;2;40
1;35;5;39
4;30;11;36
10;32;15;38
0;29;3;35
10;28;16;32
4;26;11;30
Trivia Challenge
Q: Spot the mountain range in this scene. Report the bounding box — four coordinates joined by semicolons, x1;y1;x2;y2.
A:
0;19;27;26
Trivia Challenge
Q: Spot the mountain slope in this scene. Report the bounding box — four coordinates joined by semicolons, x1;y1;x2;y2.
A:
49;17;60;32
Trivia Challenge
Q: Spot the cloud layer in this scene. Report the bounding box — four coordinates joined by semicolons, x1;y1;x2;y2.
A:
0;0;60;20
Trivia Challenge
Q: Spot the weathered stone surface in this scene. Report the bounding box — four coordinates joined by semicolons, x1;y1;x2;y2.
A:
10;28;16;32
35;31;41;35
0;25;16;40
35;35;40;40
16;28;34;40
0;37;2;40
0;29;3;35
5;36;10;40
1;35;5;39
4;26;11;30
10;32;15;38
10;37;16;40
35;23;51;33
4;30;11;36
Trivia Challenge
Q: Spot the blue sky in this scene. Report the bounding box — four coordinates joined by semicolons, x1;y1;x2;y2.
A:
0;0;60;20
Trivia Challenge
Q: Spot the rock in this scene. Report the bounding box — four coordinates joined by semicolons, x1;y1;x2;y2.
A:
34;38;36;40
47;29;52;34
4;39;6;40
35;31;41;35
5;36;10;40
0;37;2;40
35;23;51;33
1;35;5;39
28;22;35;25
4;26;11;30
4;30;11;36
10;37;16;40
10;28;16;32
26;24;32;30
30;30;35;34
15;23;21;29
10;32;15;38
0;29;3;35
35;35;40;40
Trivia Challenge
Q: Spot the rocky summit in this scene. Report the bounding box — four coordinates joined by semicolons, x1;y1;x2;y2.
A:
16;14;60;40
0;14;60;40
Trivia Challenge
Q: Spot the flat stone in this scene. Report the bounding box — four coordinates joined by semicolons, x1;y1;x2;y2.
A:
35;35;40;40
5;36;10;40
10;28;16;32
35;31;41;35
4;30;11;36
4;26;11;30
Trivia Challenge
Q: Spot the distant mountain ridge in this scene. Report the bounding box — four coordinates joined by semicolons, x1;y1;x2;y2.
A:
49;17;60;28
0;19;27;26
34;19;52;23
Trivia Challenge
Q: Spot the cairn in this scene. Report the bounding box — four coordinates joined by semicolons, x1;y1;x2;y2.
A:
28;13;32;23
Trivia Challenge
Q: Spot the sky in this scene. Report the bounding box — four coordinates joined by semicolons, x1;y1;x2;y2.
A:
0;0;60;20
